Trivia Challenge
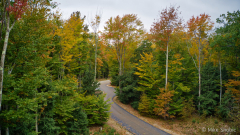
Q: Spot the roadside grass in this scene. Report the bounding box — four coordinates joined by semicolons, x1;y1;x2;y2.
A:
113;96;234;135
89;123;120;135
97;78;111;82
89;114;132;135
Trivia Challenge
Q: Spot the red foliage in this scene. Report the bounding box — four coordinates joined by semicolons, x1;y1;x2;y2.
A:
150;5;182;51
6;0;28;19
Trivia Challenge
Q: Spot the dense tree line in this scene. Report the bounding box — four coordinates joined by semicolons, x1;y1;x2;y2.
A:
0;0;110;134
100;6;240;133
0;0;239;134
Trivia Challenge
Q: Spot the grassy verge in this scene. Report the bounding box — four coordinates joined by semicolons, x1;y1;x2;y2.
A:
96;78;111;82
89;116;132;135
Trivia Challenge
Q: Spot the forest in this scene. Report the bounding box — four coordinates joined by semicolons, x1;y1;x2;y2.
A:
0;0;239;135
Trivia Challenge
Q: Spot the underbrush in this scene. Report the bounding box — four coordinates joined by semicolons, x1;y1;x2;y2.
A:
90;124;120;135
176;114;236;135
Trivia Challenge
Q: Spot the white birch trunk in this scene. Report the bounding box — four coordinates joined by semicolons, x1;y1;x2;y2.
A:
165;36;169;90
94;33;97;81
0;8;16;135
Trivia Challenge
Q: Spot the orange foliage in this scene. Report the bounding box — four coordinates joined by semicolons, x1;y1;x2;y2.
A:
225;71;240;103
154;87;174;119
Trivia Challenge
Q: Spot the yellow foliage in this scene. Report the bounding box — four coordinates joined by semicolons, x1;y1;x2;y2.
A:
151;43;156;49
232;71;240;77
97;58;103;67
55;13;87;74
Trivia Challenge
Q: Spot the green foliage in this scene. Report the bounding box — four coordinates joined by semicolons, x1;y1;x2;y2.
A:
110;74;119;86
138;92;151;116
199;62;219;115
130;40;154;63
217;90;235;119
67;104;89;135
82;69;100;95
192;119;196;123
93;124;120;135
1;2;240;134
180;97;196;119
77;94;111;125
0;2;110;134
215;10;240;71
229;106;240;134
115;69;140;105
130;101;139;110
135;52;161;99
169;97;184;116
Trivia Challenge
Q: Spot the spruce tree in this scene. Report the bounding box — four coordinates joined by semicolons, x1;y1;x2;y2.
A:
199;62;219;115
82;69;100;95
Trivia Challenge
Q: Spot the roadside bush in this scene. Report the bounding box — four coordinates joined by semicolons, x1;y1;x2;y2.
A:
67;103;89;135
110;74;119;86
131;101;139;110
115;69;140;105
78;94;111;125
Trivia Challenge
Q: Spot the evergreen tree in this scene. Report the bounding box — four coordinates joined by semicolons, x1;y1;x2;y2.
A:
199;62;219;115
67;104;89;135
82;69;100;95
217;90;235;119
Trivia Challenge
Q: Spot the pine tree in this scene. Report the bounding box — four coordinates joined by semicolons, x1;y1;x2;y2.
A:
199;62;219;115
82;69;100;95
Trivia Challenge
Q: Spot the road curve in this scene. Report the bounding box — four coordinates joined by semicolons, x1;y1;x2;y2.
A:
99;80;171;135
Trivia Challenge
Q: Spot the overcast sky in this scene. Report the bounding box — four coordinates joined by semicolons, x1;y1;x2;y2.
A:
55;0;240;32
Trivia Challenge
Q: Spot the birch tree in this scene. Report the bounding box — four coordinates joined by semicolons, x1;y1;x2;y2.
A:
150;5;182;90
0;1;27;134
104;14;143;90
90;12;102;81
186;13;213;112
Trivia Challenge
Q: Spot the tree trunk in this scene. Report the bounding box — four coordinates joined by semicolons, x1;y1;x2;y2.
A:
119;55;122;90
6;127;9;135
165;36;169;90
198;30;201;113
5;62;14;135
0;9;16;135
94;33;98;81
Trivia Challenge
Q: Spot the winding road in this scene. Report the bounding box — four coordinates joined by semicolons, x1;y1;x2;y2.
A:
99;80;171;135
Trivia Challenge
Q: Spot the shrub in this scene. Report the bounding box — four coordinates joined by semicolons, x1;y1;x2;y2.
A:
79;94;111;125
192;119;196;123
131;101;139;110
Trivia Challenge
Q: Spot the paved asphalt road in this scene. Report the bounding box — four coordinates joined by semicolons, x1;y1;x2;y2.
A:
99;80;171;135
